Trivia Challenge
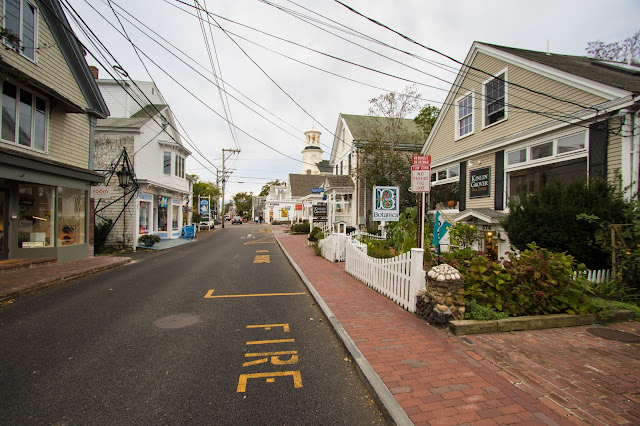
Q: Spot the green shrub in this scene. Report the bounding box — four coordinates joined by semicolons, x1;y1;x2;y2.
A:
361;237;393;259
460;243;591;316
502;178;626;269
308;226;324;242
449;223;480;249
291;223;310;234
94;218;113;253
312;242;323;257
588;297;640;320
464;301;509;321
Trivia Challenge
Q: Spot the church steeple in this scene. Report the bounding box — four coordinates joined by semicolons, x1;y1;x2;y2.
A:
301;127;322;175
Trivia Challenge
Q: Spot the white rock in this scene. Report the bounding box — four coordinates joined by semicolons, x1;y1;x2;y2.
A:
437;274;445;281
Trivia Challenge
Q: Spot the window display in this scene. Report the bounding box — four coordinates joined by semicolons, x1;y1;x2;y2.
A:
18;184;54;247
139;201;150;234
172;204;179;230
56;187;86;245
158;196;167;231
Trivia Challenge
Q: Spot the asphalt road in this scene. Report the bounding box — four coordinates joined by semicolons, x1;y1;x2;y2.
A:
0;224;385;425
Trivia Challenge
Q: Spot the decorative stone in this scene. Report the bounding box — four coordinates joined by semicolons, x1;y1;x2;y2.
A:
444;297;453;306
437;274;445;281
458;307;465;315
437;304;448;312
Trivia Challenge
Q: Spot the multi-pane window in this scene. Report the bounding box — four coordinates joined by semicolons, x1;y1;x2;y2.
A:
530;142;553;160
557;133;585;154
1;81;47;151
485;73;505;125
163;151;171;174
3;0;37;61
507;148;526;165
457;94;473;137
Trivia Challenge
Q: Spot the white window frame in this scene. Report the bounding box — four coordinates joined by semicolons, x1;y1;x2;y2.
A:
482;68;508;129
2;0;38;63
431;164;460;186
504;130;588;173
455;91;474;140
163;151;171;175
0;80;48;152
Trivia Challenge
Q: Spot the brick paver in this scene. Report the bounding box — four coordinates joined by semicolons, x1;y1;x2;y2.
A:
277;233;640;425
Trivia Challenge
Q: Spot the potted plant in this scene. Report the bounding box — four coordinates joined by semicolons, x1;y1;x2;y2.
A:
138;234;161;247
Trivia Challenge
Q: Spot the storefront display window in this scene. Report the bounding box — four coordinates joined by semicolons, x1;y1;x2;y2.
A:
158;196;168;231
56;187;86;245
429;182;460;210
139;201;150;234
508;158;587;202
172;204;179;230
18;184;54;247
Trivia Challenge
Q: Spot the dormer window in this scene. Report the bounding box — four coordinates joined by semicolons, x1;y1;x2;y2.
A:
483;71;507;127
3;0;37;61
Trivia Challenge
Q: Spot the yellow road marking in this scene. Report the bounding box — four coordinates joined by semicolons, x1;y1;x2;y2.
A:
237;371;303;392
256;250;269;253
245;351;297;357
246;324;290;332
253;255;270;263
244;236;275;245
245;339;295;345
204;291;304;299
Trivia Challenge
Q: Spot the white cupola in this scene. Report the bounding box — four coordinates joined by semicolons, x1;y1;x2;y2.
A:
301;127;322;175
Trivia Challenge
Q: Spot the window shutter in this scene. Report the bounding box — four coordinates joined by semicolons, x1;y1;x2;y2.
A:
494;150;504;210
588;121;608;179
459;161;466;211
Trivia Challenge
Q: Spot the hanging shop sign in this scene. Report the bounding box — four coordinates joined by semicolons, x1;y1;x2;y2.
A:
373;186;400;222
469;166;491;199
311;187;323;193
90;185;111;199
312;203;327;221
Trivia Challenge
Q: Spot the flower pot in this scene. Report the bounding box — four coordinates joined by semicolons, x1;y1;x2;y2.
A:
145;241;155;247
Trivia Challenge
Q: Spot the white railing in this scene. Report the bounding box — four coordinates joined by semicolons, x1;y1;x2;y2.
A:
345;240;425;313
353;230;386;241
319;233;351;262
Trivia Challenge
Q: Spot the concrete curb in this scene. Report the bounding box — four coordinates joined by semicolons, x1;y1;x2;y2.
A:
275;236;413;426
0;258;132;302
450;310;636;335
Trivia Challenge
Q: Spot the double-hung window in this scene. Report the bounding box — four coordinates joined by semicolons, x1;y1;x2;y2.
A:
1;81;47;151
3;0;37;61
174;155;184;178
163;151;171;174
456;92;473;139
484;72;506;126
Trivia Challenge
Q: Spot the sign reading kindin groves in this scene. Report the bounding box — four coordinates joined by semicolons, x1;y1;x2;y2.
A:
469;166;491;198
373;186;400;221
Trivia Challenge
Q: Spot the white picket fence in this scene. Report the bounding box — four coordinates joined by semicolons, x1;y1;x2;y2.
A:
578;269;612;284
344;239;425;313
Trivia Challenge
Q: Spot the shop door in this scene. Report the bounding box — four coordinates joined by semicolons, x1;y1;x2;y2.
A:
0;191;7;259
484;232;498;261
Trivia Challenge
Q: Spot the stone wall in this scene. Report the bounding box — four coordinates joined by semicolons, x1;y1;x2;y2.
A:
416;264;465;326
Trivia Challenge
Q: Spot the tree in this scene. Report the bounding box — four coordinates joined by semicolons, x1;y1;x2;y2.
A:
259;179;283;197
233;192;253;216
586;30;640;63
190;175;221;200
356;85;425;213
413;104;440;139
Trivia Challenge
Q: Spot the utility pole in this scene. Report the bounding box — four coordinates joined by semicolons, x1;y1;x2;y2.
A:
221;148;240;228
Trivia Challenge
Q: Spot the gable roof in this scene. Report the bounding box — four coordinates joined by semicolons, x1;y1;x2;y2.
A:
132;104;168;119
484;43;640;94
96;117;149;130
37;0;109;118
324;175;354;189
288;174;325;197
317;160;333;174
341;114;423;146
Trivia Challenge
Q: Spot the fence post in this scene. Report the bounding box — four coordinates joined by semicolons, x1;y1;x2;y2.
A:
409;248;425;313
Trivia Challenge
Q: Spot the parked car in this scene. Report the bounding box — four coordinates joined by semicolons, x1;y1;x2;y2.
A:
232;216;243;224
199;220;213;230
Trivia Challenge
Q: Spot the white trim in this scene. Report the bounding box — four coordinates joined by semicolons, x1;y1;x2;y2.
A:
455;90;475;140
503;130;588;172
481;67;508;129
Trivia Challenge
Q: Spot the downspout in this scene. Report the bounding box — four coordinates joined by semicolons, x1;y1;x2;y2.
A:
633;109;640;200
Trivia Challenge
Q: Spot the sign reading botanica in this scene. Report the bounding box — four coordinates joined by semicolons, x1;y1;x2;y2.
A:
469;166;491;198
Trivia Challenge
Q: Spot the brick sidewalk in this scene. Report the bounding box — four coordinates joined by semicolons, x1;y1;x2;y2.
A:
277;234;640;425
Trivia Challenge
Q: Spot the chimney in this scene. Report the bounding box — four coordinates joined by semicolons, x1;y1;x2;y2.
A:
89;66;99;79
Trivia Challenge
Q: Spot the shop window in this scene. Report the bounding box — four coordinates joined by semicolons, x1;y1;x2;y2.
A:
1;81;47;150
437;170;447;180
530;142;553;160
429;182;460;210
158;196;168;231
139;201;150;234
3;0;37;61
508;158;587;202
507;148;526;165
557;133;586;154
172;204;179;230
18;183;54;247
56;187;86;245
447;165;459;178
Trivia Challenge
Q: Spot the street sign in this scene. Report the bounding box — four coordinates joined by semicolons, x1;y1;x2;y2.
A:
411;165;431;193
373;186;399;222
412;155;431;166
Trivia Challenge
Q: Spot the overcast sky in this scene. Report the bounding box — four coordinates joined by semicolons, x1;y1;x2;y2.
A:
66;0;640;198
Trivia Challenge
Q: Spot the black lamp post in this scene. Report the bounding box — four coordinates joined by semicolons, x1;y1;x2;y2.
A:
116;165;131;244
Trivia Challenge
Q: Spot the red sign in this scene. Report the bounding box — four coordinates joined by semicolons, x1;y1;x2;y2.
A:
295;204;303;210
412;155;431;166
